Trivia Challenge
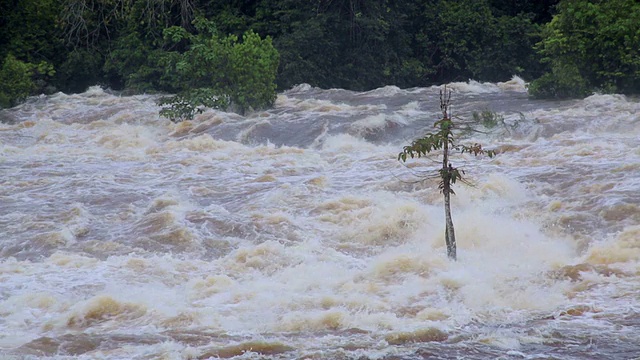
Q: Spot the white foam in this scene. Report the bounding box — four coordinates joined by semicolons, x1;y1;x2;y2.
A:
287;83;313;93
363;85;403;97
498;76;528;92
445;80;501;94
84;85;109;97
321;133;379;152
351;114;388;133
2;83;639;359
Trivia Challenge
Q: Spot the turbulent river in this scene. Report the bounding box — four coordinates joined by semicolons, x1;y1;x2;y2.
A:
1;78;639;359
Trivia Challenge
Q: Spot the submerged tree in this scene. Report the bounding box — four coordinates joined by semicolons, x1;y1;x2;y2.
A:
398;87;495;260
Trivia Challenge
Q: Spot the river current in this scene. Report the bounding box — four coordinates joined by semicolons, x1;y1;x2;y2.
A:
1;78;639;359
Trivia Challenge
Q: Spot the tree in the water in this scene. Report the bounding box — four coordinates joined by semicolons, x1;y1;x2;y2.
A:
398;87;495;260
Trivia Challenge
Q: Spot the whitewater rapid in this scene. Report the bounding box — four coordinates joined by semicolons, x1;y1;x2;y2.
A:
1;78;639;359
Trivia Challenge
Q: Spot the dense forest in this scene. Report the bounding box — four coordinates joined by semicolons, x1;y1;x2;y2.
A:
1;0;639;112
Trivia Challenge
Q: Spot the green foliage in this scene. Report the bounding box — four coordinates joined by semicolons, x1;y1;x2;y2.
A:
254;0;543;89
399;117;496;163
472;109;505;129
399;119;453;162
398;90;496;198
96;11;279;119
0;0;64;98
437;1;496;76
0;54;35;108
55;49;105;93
488;0;559;23
158;20;279;120
0;0;63;64
424;0;550;84
273;15;341;90
0;0;599;100
158;88;230;122
528;64;590;99
531;0;640;98
0;54;58;108
226;30;280;114
103;32;181;93
52;0;199;94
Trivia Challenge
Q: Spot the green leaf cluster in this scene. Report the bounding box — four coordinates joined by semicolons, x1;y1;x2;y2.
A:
398;104;495;190
530;0;640;98
0;54;56;108
156;20;279;121
398;118;454;162
472;110;505;129
438;165;465;195
0;54;35;108
399;129;495;163
158;88;230;122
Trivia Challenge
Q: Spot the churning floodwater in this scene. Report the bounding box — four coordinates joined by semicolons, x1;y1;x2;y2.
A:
1;78;639;359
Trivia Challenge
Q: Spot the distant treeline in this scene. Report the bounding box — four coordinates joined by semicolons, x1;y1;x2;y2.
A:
1;0;639;109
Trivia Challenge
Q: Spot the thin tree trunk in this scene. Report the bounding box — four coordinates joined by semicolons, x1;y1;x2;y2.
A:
442;143;457;260
443;188;456;260
440;88;457;260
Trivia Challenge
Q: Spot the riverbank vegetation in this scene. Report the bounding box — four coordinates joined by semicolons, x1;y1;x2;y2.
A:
528;0;640;98
1;0;639;111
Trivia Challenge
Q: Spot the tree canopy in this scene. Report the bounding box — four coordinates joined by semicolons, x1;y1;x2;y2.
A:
529;0;640;98
2;0;640;108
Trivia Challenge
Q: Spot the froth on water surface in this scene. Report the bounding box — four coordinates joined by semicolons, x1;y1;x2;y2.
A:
1;82;639;359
